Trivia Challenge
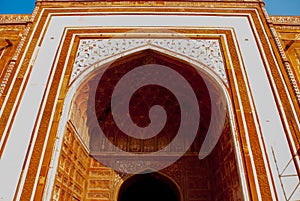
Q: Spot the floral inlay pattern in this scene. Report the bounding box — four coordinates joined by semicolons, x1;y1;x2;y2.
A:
71;39;226;84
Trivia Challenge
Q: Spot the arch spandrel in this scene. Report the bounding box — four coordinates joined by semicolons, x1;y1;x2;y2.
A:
71;39;227;85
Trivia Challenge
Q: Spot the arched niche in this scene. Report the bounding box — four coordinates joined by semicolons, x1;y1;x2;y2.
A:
47;46;248;201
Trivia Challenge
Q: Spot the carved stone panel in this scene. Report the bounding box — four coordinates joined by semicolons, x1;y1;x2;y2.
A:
71;39;226;83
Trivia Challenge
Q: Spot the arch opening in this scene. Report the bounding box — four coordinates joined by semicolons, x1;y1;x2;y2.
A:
118;172;180;201
47;47;247;201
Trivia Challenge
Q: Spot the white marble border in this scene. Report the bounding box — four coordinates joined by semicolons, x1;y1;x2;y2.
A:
0;10;299;201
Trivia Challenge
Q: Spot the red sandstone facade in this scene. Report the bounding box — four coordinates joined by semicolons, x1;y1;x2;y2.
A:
0;1;299;200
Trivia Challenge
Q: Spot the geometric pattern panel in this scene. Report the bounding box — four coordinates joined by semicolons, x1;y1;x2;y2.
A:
72;39;226;84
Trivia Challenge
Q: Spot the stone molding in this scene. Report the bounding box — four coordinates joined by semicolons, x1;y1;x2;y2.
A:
0;15;32;24
270;16;300;25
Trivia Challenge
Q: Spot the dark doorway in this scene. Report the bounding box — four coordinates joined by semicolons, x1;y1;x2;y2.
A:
118;173;180;201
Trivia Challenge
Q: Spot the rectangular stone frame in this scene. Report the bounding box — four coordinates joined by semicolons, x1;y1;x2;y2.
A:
0;2;299;201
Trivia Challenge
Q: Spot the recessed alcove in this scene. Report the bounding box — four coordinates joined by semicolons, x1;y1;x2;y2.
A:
51;48;245;201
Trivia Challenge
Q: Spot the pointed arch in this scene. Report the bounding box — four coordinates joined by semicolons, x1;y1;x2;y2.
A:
44;46;249;200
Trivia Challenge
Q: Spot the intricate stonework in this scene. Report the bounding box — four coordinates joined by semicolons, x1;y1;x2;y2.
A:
261;6;270;23
52;125;90;200
273;25;300;30
0;23;32;98
0;15;32;24
0;61;15;97
284;62;300;102
30;6;40;22
72;39;226;83
270;27;287;60
270;27;300;103
270;16;300;25
12;24;32;60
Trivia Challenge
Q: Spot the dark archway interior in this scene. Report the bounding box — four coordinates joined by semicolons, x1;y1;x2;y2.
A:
118;173;180;201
